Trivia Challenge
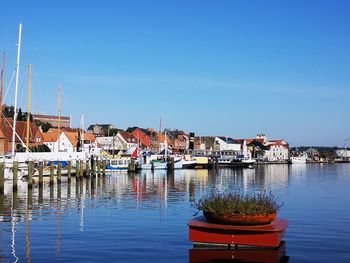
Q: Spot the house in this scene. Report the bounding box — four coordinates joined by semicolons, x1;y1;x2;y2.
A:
87;124;115;137
165;129;188;153
265;140;289;161
117;131;138;150
235;134;289;161
194;136;215;151
32;113;70;128
0;119;44;154
95;131;138;153
129;127;159;152
43;129;96;153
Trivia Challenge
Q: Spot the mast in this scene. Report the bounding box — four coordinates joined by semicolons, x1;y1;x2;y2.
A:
26;64;32;151
0;52;5;127
12;22;22;157
57;82;62;151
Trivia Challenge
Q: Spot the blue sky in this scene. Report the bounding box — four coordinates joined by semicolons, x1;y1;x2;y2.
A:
1;0;349;146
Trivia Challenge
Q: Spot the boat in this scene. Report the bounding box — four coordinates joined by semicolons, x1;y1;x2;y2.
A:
105;157;131;172
174;156;197;169
217;155;256;168
152;160;168;170
289;156;307;164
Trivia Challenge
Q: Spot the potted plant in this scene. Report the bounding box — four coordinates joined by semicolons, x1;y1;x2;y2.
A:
195;190;283;225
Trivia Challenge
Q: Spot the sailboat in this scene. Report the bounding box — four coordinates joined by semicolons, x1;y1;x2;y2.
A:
152;130;168;170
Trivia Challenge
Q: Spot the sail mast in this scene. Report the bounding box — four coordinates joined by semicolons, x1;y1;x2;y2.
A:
0;52;5;127
26;64;32;151
12;22;22;157
57;82;62;151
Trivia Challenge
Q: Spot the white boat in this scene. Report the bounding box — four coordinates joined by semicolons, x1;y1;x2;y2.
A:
290;156;307;164
174;156;197;169
152;161;168;170
105;158;131;171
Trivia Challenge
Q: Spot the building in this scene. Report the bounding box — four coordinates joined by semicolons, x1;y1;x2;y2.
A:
87;124;116;137
214;137;241;152
235;134;289;161
0;119;44;155
164;129;188;153
129;127;159;152
95;131;138;152
42;130;96;153
32;113;70;128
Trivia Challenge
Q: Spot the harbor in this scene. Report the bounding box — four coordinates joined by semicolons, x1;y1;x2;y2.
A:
1;1;350;262
1;164;350;262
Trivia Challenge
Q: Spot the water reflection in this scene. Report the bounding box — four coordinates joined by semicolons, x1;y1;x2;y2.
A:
0;166;295;261
189;241;289;263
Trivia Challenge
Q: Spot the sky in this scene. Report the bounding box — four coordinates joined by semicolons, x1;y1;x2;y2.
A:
0;0;349;147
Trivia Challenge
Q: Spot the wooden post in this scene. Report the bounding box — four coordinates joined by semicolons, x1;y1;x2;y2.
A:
57;161;62;184
67;160;71;181
102;159;106;176
28;160;33;187
97;158;101;176
13;160;18;191
80;159;84;178
39;161;43;186
85;159;90;177
0;161;4;194
50;160;54;185
93;157;96;176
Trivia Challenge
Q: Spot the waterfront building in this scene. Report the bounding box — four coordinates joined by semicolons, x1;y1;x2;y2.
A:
235;134;289;161
95;131;138;153
0;119;44;154
43;129;96;153
164;129;188;153
32;113;70;128
214;137;241;152
129;127;159;152
87;123;116;137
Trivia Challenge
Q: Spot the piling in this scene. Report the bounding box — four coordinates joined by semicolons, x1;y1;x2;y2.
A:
28;160;33;188
80;159;84;178
97;158;101;176
13;161;18;191
67;160;71;181
85;160;90;177
93;157;96;176
39;161;43;186
76;160;80;180
50;160;55;185
170;157;175;170
38;184;43;204
0;161;5;194
57;161;62;184
102;159;106;176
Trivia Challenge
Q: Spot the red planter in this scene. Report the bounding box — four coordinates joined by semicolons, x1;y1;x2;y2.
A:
203;211;276;225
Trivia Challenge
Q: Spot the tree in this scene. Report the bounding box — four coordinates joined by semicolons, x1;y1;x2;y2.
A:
41;122;53;132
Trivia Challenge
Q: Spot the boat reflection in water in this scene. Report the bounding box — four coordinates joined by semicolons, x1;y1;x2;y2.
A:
189;241;289;263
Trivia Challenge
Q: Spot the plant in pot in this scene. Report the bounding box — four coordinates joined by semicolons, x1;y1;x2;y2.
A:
195;190;283;225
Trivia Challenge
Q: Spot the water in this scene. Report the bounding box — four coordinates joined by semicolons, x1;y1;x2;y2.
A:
0;164;350;262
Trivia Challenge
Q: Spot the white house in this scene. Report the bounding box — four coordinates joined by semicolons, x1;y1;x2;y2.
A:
43;130;96;154
95;131;137;152
264;140;289;161
336;149;350;159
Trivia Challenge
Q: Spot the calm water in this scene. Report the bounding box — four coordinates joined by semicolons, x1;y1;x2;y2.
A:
1;164;350;262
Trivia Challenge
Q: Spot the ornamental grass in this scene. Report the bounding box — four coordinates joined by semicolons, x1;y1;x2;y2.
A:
196;190;283;216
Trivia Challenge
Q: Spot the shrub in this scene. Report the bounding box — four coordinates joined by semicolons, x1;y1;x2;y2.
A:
196;190;283;216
